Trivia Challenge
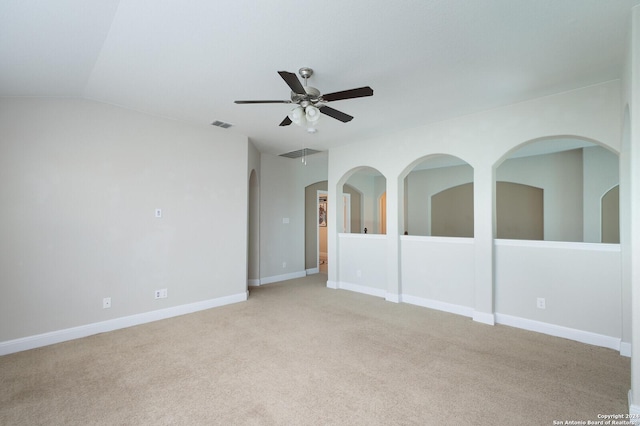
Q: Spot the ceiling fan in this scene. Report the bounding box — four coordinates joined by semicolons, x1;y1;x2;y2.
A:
234;67;373;128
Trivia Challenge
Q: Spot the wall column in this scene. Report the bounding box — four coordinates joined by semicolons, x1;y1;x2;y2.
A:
473;165;495;325
629;4;640;415
326;177;341;289
385;175;401;302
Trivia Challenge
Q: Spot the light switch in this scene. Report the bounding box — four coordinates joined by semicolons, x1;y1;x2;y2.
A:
282;217;289;224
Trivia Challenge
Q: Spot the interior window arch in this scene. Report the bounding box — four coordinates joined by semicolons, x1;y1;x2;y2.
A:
403;154;473;237
495;137;619;243
343;167;386;234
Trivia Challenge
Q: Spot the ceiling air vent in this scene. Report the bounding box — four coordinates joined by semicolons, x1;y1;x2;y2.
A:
211;120;232;129
279;148;321;159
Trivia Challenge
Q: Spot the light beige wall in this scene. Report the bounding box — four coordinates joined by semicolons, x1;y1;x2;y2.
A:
405;163;474;236
497;149;584;242
0;98;249;341
431;183;474;237
259;152;327;280
248;142;261;282
496;182;543;240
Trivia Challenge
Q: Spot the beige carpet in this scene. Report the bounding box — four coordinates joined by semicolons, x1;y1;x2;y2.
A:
0;274;630;425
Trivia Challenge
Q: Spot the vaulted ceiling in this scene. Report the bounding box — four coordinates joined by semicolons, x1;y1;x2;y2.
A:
1;1;638;155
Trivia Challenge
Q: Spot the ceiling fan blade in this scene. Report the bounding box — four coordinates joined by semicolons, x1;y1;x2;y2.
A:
321;86;373;102
279;116;292;126
278;71;306;95
319;106;353;123
234;100;290;104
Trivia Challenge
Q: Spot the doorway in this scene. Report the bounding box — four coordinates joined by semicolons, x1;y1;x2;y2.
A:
316;191;351;274
318;191;328;273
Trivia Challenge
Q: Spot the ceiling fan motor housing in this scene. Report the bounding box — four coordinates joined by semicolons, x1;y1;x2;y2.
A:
292;86;321;107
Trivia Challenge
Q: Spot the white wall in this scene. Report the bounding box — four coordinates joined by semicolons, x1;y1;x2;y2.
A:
0;98;249;344
337;234;387;296
401;236;474;314
494;240;621;349
625;5;640;411
327;80;623;350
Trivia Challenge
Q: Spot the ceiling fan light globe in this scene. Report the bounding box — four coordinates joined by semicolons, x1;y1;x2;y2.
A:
305;105;321;123
289;106;307;126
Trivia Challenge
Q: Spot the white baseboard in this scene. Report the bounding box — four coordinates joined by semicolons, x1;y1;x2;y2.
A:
337;281;386;298
306;267;319;275
0;291;248;356
385;293;400;303
495;313;622;352
259;271;306;285
401;294;474;318
621;341;632;357
247;278;260;287
326;280;338;289
473;311;496;325
630;390;640;423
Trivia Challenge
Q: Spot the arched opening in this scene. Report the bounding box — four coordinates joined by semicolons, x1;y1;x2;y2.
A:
342;184;362;234
402;154;473;236
493;135;623;357
343;167;386;234
397;154;476;312
495;137;619;243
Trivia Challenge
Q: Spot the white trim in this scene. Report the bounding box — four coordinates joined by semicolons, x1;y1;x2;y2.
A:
402;294;474;318
495;313;621;351
630;390;640;423
306;267;319;275
338;233;387;240
385;293;400;303
247;278;260;287
495;238;621;252
400;235;474;244
338;281;386;298
259;270;306;285
0;292;248;356
621;341;632;357
473;311;496;325
326;280;338;289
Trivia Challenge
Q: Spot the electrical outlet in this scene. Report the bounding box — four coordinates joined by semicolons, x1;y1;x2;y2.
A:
154;289;168;299
155;208;162;218
356;269;362;277
103;297;111;309
537;297;546;310
282;261;286;268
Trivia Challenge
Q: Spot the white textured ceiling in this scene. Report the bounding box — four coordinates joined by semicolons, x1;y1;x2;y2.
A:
1;1;638;155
